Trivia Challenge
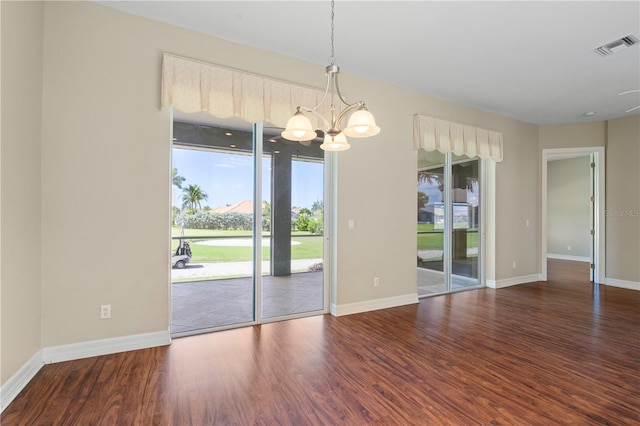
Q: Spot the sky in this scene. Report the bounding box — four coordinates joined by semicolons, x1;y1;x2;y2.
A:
417;181;443;205
172;147;324;210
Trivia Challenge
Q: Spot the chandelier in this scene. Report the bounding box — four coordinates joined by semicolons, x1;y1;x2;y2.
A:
281;0;380;151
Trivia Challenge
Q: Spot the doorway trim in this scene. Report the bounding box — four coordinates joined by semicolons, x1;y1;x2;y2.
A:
541;147;605;283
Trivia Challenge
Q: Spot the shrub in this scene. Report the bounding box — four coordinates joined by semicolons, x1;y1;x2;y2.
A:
295;214;311;231
308;214;324;235
308;262;323;272
176;211;253;231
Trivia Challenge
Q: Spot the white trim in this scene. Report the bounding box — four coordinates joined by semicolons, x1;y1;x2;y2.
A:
546;254;590;263
42;331;170;364
479;159;487;288
253;122;263;322
0;350;43;412
330;293;419;317
486;274;541;289
604;277;640;291
541;147;605;283
325;150;337;315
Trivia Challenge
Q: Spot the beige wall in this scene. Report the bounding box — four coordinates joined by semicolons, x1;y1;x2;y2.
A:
606;115;640;282
1;1;44;385
539;122;607;150
547;157;591;258
40;2;171;346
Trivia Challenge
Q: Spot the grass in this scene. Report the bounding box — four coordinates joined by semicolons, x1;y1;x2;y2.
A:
171;226;478;264
172;227;323;263
417;224;478;261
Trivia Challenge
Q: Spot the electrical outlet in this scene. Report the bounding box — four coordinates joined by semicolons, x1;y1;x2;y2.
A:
101;304;111;319
567;245;572;251
512;261;517;269
373;277;380;287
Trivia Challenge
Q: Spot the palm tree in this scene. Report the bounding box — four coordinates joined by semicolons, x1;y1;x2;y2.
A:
172;168;186;189
181;184;208;212
418;172;444;193
311;199;324;212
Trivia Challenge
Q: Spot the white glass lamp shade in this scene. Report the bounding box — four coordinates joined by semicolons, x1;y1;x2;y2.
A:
281;111;317;142
343;108;380;138
320;132;350;152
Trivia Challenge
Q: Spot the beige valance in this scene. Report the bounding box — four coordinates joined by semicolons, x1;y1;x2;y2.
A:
161;53;334;129
413;114;503;162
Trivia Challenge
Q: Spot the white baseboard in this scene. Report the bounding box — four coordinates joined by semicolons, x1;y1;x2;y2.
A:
0;349;43;412
604;277;640;291
486;274;541;289
42;330;171;364
547;254;590;262
1;330;170;414
331;293;419;317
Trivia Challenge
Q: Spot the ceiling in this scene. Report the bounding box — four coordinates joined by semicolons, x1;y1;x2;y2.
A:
95;1;640;125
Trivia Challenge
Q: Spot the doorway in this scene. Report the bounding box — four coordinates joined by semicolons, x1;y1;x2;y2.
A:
541;147;605;283
170;119;329;337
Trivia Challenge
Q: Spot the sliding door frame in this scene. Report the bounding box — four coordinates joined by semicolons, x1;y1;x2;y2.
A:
169;118;330;336
417;152;486;296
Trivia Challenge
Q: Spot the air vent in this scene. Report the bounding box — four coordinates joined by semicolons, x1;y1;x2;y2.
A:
595;34;639;56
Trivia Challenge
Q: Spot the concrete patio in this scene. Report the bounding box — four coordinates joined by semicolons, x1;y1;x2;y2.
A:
172;271;324;335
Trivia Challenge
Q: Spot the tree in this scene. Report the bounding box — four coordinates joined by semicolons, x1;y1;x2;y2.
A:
172;168;186;189
308;212;324;235
418;191;429;209
311;199;324;212
181;184;208;212
295;208;313;231
172;206;181;225
418;172;444;193
262;201;271;232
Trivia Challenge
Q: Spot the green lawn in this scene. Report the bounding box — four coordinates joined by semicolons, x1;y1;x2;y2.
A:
172;228;323;263
417;224;478;260
171;226;477;264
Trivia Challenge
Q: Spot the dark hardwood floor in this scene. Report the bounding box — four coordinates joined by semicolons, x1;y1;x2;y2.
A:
3;260;639;425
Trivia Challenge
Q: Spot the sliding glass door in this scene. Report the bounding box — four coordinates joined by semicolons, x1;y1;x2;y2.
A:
418;150;483;296
260;127;325;320
450;154;481;290
171;119;326;336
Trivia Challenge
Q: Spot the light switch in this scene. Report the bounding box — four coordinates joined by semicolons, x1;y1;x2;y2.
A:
348;219;355;230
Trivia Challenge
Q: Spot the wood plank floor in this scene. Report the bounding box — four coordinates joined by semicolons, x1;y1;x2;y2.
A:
3;260;639;425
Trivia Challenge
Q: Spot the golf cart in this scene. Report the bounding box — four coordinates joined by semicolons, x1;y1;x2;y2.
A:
171;239;192;269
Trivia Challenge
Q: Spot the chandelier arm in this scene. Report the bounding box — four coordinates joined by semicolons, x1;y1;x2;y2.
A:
309;71;333;112
332;70;353;107
334;102;364;129
297;106;332;129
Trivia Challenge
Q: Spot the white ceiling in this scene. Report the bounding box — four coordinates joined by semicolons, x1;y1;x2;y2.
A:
96;1;640;125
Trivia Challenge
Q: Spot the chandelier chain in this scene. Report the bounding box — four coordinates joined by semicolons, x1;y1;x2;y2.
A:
280;0;379;150
329;0;335;65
